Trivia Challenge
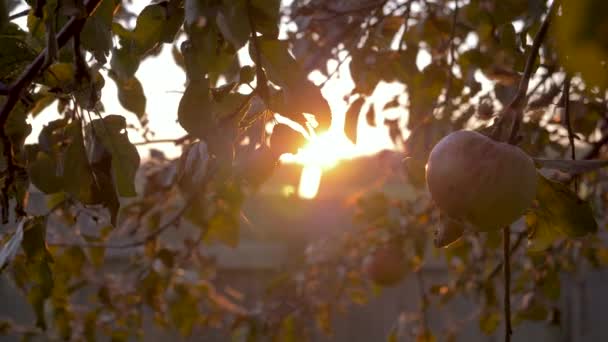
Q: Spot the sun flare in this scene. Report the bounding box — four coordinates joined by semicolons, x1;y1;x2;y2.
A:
283;131;356;169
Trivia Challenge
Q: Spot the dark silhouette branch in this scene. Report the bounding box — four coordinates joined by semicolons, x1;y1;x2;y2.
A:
506;2;557;144
132;135;190;146
8;9;30;21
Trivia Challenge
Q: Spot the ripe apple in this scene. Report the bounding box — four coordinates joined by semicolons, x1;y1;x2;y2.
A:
363;242;407;287
426;130;537;232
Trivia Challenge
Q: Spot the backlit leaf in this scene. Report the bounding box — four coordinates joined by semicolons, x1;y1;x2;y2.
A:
344;97;364;144
217;0;249;50
90;115;140;197
527;174;598;251
255;38;331;131
63;120;96;204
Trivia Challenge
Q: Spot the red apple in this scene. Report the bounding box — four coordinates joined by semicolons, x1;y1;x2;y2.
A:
426;130;537;231
363;242;407;287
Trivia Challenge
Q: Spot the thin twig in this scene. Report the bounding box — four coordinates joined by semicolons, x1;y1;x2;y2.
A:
506;1;557;144
485;231;526;282
246;0;269;104
503;226;512;342
49;199;193;249
415;270;430;336
132;135;189;146
318;51;351;89
8;9;30;21
396;2;411;52
561;75;578;190
526;69;553;99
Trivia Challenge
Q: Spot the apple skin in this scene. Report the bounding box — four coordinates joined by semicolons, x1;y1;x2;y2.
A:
426;130;538;232
363;243;407;287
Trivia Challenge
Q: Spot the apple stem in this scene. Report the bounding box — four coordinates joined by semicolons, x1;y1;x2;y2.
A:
503;226;512;342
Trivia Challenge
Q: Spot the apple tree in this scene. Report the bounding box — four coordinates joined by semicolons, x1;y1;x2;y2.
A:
0;0;608;341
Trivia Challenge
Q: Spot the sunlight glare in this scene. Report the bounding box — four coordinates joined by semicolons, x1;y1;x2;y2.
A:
291;132;355;169
298;166;322;199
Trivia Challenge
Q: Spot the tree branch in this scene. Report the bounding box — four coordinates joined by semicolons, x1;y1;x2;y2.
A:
49;198;194;249
246;0;269;104
0;0;102;122
506;2;557;144
0;0;102;221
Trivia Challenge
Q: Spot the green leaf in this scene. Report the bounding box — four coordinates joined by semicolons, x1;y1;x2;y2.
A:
29;151;63;193
90;115;140;197
123;3;184;55
22;217;54;330
255;38;331;131
269;123;308;156
80;0;117;63
533;158;608;175
110;46;141;79
112;75;147;119
365;105;376;127
250;0;280;37
0;24;37;82
479;310;501;335
217;0;250;50
205;211;240;247
22;217;49;261
527;174;598;252
0;218;24;269
4;101;32;147
276;314;297;342
344;97;364;144
30;93;56;117
63;120;96;204
177;77;215;139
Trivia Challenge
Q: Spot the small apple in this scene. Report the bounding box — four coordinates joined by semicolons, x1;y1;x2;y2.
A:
426;130;537;232
363;242;407;287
